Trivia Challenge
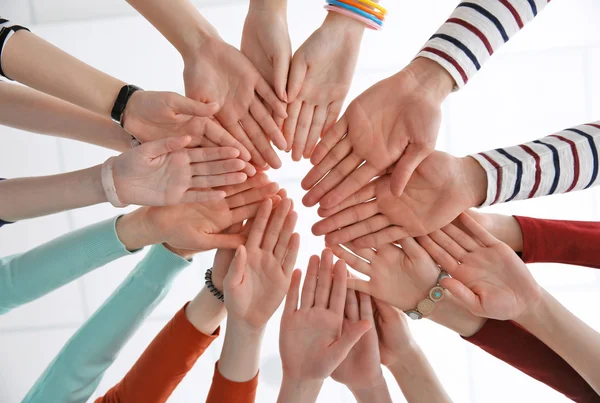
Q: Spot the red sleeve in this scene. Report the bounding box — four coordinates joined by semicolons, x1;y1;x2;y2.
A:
463;319;599;402
205;361;259;403
96;302;219;403
515;216;600;268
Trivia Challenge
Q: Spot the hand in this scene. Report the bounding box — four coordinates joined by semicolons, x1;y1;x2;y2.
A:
460;210;524;252
284;13;363;161
372;298;415;368
280;249;371;382
329;239;442;312
142;172;280;251
312;151;488;247
112;136;247;205
331;291;385;392
302;58;455;208
241;7;291;109
417;213;543;321
184;37;288;169
223;198;300;330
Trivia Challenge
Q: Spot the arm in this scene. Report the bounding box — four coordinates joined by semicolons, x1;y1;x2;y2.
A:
417;0;551;88
207;198;300;403
0;83;130;151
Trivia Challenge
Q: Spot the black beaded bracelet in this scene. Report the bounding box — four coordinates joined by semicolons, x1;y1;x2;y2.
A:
205;268;224;302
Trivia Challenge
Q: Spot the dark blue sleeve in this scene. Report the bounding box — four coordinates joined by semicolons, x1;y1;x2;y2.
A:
0;178;14;227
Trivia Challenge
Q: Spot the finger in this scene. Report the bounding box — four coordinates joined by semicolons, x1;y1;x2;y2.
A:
277;188;288;199
372;297;399;322
396;237;428;261
442;223;480;252
301;138;352;193
317;180;377;218
221;172;270;198
303;105;328;159
320;162;381;210
187;146;240;162
180;190;226;203
329;259;348;314
201;234;247;253
341;241;377;262
170;95;219;117
390;144;430;196
345;288;360;322
240;115;282;169
191;172;247;188
283;100;302;152
324;215;391;246
284;269;302;314
329;320;371;362
353;226;409;249
286;57;307;103
191;159;245;176
346;277;371;294
301;255;320;309
273;54;291;103
256;77;288;119
310;114;348;165
291;103;315;161
275;211;298;261
314;248;334;308
304;153;363;207
429;229;468;262
282;233;301;277
322;100;343;136
329;244;371;276
141;136;191;158
262;198;292;252
242;161;257;177
251;97;287;150
247;199;273;249
312;201;378;236
358;292;374;321
204;120;251;161
224;245;247;289
416;235;460;276
224;121;267;168
458;213;499;247
441;278;484;316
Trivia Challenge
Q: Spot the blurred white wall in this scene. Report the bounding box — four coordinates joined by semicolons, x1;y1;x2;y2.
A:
1;1;600;402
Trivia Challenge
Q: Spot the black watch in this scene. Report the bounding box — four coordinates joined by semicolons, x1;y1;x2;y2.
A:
111;84;142;128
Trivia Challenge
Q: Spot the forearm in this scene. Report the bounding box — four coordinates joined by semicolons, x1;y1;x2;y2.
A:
217;319;264;382
249;0;287;12
0;165;106;222
350;378;393;403
517;289;600;394
24;244;190;403
387;346;452;403
0;216;137;314
429;292;487;337
185;287;227;336
126;0;219;60
0;83;130;151
2;30;125;117
416;0;550;88
470;121;600;207
277;377;323;403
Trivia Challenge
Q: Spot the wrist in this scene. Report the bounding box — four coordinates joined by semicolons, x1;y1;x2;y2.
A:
226;316;266;338
279;375;324;403
115;208;162;251
185;287;226;336
514;287;547;327
493;214;524;252
322;11;366;38
249;0;287;13
179;26;221;61
460;156;488;207
349;376;391;403
429;293;487;337
405;57;455;103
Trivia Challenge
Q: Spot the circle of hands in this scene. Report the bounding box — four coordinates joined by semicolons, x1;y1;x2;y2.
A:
116;16;544;391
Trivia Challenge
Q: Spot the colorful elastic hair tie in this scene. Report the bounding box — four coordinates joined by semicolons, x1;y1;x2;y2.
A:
324;5;381;30
326;0;383;26
356;0;388;15
336;0;385;20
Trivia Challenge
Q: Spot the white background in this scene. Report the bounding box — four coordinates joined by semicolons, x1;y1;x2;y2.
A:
1;0;600;402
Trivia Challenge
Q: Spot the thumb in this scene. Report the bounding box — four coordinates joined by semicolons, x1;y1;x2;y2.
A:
171;93;219;117
390;144;429;196
140;136;191;158
273;54;291;103
329;320;371;361
225;245;247;289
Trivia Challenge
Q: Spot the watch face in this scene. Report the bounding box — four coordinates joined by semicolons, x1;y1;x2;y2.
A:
405;310;423;320
430;286;445;302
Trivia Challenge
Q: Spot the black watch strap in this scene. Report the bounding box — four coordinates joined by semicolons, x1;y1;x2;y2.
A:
111;84;142;128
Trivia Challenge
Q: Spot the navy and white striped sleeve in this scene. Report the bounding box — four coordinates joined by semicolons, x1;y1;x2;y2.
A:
0;16;30;79
416;0;550;88
470;122;600;207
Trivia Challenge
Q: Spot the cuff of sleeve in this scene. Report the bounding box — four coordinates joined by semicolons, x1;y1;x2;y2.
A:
82;215;140;261
513;216;536;264
416;52;465;90
132;244;191;290
468;153;499;207
212;361;259;398
177;302;220;348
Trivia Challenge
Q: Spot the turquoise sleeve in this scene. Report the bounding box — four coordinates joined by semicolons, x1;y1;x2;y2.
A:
23;244;190;403
0;216;135;315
